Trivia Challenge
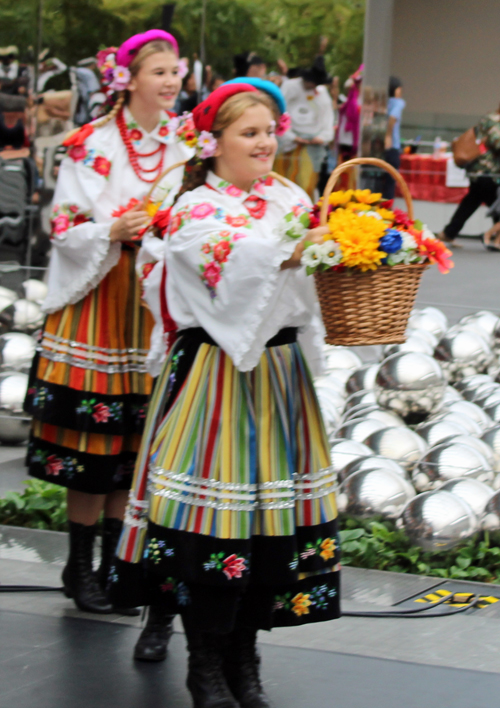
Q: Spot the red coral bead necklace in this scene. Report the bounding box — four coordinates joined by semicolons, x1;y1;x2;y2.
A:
116;109;166;184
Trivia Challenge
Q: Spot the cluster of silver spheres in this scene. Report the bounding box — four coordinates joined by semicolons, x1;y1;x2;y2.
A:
0;278;46;444
316;306;500;552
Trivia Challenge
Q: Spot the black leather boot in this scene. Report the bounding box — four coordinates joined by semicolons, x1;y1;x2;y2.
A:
224;628;272;708
134;605;175;661
62;521;114;614
183;616;238;708
96;517;140;617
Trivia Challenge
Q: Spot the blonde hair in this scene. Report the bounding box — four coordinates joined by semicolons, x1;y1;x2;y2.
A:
172;92;279;205
94;39;177;129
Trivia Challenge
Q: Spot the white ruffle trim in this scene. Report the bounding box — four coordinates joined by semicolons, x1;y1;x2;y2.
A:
42;238;121;314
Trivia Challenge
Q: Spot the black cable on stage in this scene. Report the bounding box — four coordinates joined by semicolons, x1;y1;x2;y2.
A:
0;585;63;592
342;593;480;618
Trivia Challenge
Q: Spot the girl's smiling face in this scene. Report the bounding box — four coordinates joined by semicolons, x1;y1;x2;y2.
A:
213;103;278;191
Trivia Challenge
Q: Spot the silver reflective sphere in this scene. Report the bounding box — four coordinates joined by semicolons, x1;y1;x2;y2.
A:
0;371;31;444
383;336;434;358
22;279;48;305
317;392;342;435
340;455;409;484
325;348;362;374
461;311;500;338
416;419;469;447
444;435;499;473
363;426;428;472
406;328;438;349
443;400;492;432
481;425;500;460
337;468;415;519
421;306;449;331
434;330;494;382
362;408;406;428
315;375;346;399
462;381;498;402
335;417;389;444
400;490;478;552
375;352;446;423
344;390;377;411
481;391;500;410
430;411;483;437
448;323;493;347
483;399;500;424
441;478;494;517
482;490;500;531
345;365;378;395
408;308;448;339
0;286;17;304
442;386;463;403
329;439;373;475
342;403;380;423
12;299;44;333
0;295;15;333
455;374;494;394
469;385;500;407
412;442;494;491
0;333;36;372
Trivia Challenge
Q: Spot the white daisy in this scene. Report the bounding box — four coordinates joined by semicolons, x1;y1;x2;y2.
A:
401;231;417;251
301;244;323;269
320;240;342;267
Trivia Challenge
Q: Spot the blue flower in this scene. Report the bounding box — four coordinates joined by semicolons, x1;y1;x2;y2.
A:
380;228;403;254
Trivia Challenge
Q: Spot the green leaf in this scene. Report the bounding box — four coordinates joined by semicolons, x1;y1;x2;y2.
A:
414;219;424;230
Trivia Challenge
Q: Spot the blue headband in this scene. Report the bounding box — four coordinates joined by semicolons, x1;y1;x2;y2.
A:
223;77;287;114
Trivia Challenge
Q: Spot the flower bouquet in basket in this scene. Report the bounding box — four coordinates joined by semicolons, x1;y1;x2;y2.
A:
301;158;454;346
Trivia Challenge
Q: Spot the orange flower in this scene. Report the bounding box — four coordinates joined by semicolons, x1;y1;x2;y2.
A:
319;538;335;561
291;593;312;616
414;231;454;274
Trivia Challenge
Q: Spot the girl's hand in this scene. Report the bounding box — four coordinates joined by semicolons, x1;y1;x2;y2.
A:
110;203;150;242
281;226;330;270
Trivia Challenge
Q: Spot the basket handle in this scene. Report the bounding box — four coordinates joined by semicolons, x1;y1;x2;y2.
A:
143;160;188;204
320;157;414;226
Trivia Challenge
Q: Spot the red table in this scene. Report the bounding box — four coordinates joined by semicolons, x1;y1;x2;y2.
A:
397;154;469;203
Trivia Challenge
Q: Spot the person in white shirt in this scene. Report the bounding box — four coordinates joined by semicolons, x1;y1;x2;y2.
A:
26;31;192;636
111;82;340;708
277;56;334;198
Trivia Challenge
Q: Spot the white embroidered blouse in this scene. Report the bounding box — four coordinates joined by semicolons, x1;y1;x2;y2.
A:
144;170;326;376
43;106;193;314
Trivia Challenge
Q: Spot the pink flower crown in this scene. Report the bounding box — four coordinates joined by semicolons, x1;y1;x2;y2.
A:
96;47;188;96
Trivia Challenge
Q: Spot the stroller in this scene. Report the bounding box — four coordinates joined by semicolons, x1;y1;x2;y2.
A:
0;153;39;263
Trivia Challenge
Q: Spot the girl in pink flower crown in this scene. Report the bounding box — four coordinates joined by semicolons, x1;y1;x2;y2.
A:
25;30;193;646
111;81;341;708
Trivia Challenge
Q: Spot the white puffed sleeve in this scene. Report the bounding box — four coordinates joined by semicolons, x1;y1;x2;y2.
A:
42;142;120;313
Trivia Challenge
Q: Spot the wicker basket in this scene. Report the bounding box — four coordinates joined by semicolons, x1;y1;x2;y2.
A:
315;157;428;346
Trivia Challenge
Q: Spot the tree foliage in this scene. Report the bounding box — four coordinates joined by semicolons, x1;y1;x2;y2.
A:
0;0;364;84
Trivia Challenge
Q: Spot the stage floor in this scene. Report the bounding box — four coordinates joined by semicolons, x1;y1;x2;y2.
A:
2;609;500;708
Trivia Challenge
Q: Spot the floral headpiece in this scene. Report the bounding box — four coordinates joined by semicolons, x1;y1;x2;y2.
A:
96;30;186;99
170;112;218;159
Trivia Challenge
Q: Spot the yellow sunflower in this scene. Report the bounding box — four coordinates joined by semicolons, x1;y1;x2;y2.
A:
328;209;387;271
376;207;395;221
329;189;353;207
353;189;382;205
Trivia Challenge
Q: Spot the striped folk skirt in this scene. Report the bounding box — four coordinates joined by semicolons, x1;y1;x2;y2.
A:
110;328;340;631
25;248;155;494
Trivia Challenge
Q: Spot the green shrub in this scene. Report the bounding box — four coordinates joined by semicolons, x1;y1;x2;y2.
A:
0;480;68;532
